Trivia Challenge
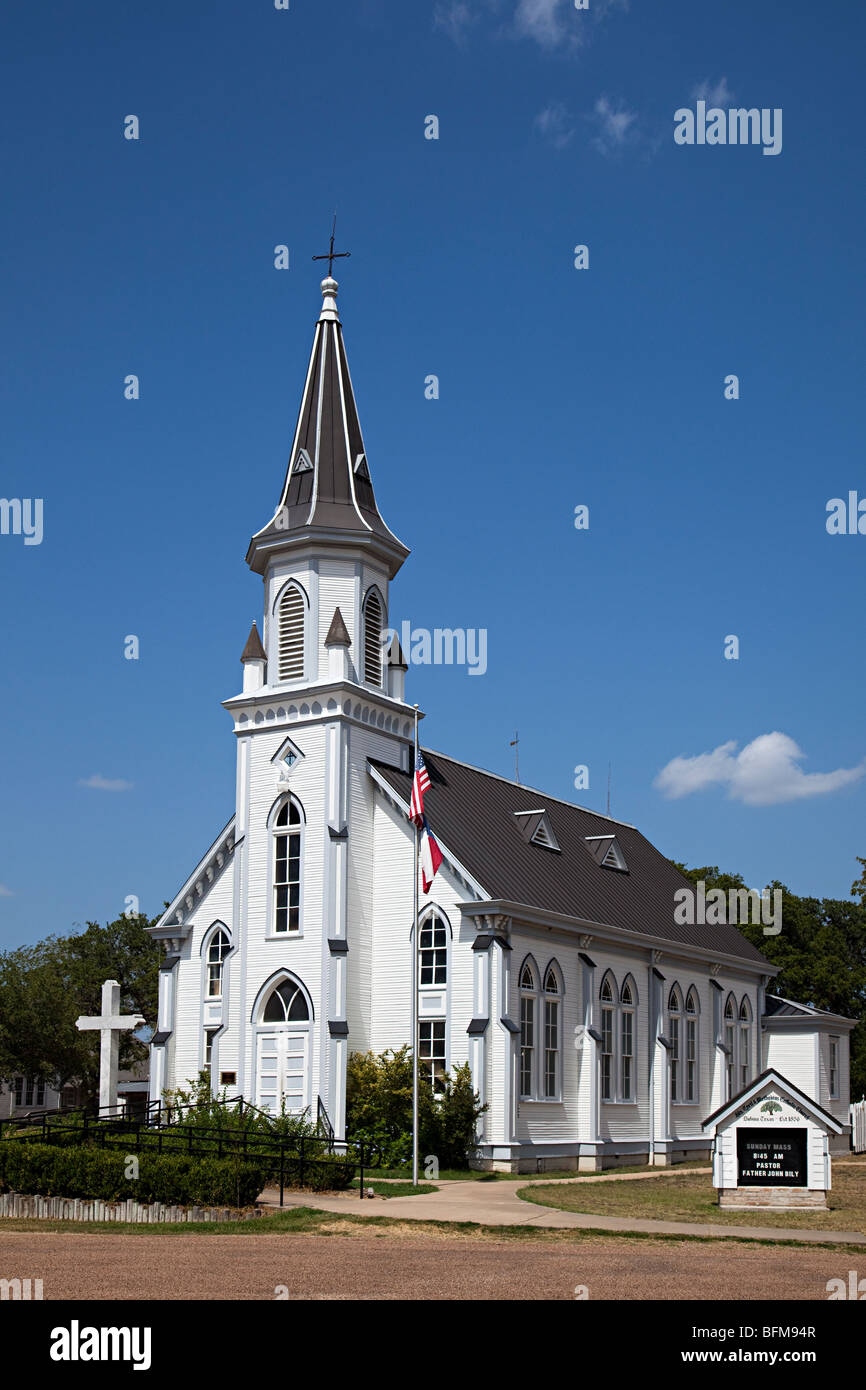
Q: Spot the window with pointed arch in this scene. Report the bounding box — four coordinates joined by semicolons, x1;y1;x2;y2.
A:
685;988;699;1103
543;965;562;1099
206;928;231;998
419;914;447;986
363;587;384;686
273;797;303;934
262;977;310;1022
620;976;636;1101
739;997;752;1090
600;973;616;1102
277;581;307;682
668;986;683;1102
724;994;736;1099
519;961;537;1099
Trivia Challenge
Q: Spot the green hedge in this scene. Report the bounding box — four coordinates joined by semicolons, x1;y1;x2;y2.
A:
0;1143;267;1208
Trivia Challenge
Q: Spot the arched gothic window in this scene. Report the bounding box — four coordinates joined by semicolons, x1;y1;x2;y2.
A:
600;973;616;1102
620;976;636;1101
419;914;447;986
724;994;736;1099
278;582;306;681
206;928;230;998
739;997;752;1089
262;978;310;1023
543;965;562;1100
363;588;383;686
273;797;303;934
685;988;699;1103
519;961;537;1099
668;986;683;1102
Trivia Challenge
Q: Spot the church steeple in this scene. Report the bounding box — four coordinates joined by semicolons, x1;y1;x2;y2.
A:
246;276;409;578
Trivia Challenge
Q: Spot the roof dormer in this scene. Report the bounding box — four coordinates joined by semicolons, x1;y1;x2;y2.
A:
584;834;628;872
514;809;561;852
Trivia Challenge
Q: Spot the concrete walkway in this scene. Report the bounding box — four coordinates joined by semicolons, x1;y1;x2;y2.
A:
260;1173;866;1246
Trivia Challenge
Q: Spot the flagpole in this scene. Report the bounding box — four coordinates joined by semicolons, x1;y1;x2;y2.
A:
412;704;420;1188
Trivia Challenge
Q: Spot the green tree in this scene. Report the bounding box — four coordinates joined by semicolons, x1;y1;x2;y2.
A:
0;913;160;1102
674;862;866;1099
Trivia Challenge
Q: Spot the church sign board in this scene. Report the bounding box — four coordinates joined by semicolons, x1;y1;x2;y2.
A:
702;1069;843;1210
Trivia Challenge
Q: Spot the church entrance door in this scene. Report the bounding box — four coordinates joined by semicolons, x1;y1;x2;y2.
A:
255;1029;309;1113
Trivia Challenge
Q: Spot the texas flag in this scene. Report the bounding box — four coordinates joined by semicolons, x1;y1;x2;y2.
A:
419;817;443;894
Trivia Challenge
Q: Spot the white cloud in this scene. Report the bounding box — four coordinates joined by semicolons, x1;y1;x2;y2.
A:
691;76;734;106
655;732;866;808
436;0;627;50
589;95;638;155
515;0;569;48
78;774;133;792
433;0;478;43
534;100;576;148
0;883;13;898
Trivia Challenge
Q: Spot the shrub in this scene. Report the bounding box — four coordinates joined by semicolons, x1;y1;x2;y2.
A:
0;1142;267;1208
346;1047;486;1170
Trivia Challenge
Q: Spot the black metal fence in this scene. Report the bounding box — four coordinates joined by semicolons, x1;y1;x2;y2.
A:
0;1096;380;1204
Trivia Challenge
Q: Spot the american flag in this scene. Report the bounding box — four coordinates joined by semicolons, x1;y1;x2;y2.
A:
409;752;431;825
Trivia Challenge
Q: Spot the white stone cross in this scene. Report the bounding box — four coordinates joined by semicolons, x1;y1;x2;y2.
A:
76;979;144;1116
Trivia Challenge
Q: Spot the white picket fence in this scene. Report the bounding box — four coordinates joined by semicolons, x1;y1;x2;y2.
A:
850;1099;866;1153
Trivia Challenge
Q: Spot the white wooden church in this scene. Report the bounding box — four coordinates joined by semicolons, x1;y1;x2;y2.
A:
147;275;853;1170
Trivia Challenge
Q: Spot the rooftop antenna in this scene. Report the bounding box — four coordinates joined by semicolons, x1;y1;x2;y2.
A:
606;762;611;816
510;730;520;784
312;212;351;277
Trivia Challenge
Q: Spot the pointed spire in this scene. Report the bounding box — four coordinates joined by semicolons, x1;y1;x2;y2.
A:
247;277;409;578
240;620;266;664
324;607;352;648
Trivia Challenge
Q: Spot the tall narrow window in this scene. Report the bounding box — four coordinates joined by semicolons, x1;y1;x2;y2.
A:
685;988;699;1103
13;1077;23;1107
204;1028;217;1070
363;588;383;685
543;966;561;1099
206;929;230;998
739;998;751;1089
278;583;306;681
620;977;635;1101
600;974;615;1101
419;1020;446;1093
724;995;736;1099
274;798;303;933
668;986;682;1102
419;915;447;985
829;1038;839;1099
519;962;537;1099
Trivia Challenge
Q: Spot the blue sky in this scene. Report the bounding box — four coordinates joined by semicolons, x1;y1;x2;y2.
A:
1;0;864;946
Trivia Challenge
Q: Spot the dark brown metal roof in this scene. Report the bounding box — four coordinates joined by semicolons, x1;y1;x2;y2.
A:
247;278;409;576
239;621;266;663
324;606;351;648
371;749;771;966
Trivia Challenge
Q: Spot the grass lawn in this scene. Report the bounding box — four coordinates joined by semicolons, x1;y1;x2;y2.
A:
371;1162;668;1182
519;1159;866;1234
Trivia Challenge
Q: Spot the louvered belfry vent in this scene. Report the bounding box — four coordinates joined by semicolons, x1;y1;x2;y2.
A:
364;590;383;685
278;585;305;681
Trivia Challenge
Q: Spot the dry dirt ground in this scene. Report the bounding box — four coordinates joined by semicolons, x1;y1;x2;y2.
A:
0;1228;853;1300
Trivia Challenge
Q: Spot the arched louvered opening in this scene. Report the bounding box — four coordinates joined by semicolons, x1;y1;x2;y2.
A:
278;584;306;681
363;588;383;686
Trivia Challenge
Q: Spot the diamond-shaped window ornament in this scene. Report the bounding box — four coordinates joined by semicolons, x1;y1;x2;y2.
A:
272;737;304;780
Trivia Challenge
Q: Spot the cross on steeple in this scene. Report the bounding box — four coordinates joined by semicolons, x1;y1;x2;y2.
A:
313;214;351;277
